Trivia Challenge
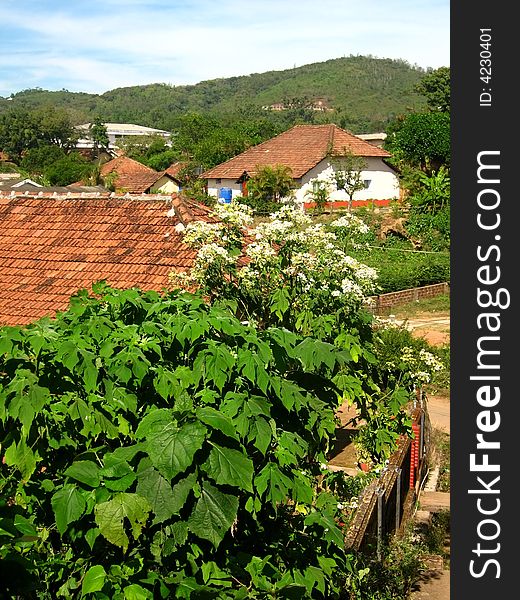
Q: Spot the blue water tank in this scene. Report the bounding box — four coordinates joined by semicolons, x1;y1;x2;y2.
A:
218;187;233;203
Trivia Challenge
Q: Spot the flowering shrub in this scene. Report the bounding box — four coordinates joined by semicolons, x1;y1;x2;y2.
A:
372;320;444;390
170;201;447;465
327;212;375;250
170;201;378;337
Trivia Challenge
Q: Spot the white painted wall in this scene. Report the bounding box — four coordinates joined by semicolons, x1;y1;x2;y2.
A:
207;179;244;201
152;176;180;194
297;157;399;204
206;157;399;204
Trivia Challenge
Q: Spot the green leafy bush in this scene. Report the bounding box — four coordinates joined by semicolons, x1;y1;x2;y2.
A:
0;285;358;598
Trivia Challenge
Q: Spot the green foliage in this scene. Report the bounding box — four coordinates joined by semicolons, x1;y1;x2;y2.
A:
384;111;450;171
409;166;450;213
0;285;360;598
346;524;427;599
89;119;110;155
245;164;296;205
414;66;450;112
406;207;450;251
237;194;279;216
0;106;78;162
44;152;92;186
349;247;450;293
304;180;331;213
20;144;68;176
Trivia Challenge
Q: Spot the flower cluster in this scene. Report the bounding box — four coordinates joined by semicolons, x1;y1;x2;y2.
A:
328;212;372;249
170;200;379;328
400;345;444;384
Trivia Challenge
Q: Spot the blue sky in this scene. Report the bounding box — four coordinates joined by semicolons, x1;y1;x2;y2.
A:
0;0;449;98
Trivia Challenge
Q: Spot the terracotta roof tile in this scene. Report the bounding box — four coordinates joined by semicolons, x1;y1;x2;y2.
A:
0;192;214;326
100;156;156;177
202;124;391;180
165;161;187;178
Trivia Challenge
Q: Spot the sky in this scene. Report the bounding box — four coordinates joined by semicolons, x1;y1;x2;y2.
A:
0;0;449;98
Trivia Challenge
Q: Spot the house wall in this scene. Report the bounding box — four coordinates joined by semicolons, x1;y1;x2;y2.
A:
297;157;399;204
152;176;180;194
206;157;399;205
206;179;244;200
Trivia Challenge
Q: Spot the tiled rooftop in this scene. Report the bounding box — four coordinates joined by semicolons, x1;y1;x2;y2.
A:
0;193;214;326
202;124;391;180
165;161;187;179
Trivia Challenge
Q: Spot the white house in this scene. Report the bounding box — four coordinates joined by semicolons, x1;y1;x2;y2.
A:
201;124;399;209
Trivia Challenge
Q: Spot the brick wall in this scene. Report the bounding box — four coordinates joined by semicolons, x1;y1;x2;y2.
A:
368;282;450;314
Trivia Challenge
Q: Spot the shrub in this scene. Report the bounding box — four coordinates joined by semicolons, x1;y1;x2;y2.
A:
0;285;360;598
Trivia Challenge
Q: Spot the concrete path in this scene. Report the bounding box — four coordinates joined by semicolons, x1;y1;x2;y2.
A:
410;566;450;600
427;394;450;434
419;491;450;512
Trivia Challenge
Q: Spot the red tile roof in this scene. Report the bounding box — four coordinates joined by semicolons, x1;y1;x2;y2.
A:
202;124;391;180
100;155;155;176
0;192;215;326
165;161;187;179
98;156;160;193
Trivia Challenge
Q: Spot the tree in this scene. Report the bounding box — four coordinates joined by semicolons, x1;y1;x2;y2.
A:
89;118;110;157
0;108;41;161
384;112;450;172
35;106;78;150
329;150;367;210
44;152;91;185
414;66;450;113
410;166;450;213
304;179;332;213
246;164;295;204
0;106;78;162
20;144;68;176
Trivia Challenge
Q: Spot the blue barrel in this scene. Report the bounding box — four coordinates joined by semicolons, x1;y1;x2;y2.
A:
218;187;233;203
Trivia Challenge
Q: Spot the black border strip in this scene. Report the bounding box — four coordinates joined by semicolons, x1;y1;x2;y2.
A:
451;3;515;596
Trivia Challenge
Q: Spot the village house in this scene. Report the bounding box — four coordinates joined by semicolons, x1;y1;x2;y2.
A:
97;156;182;194
0;192;214;326
202;124;399;209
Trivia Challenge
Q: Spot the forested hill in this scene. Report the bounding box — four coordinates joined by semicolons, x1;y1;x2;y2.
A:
0;55;428;133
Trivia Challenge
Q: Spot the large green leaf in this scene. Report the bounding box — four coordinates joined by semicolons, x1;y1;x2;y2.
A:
202;444;253;492
65;460;101;488
135;408;173;439
94;493;151;552
81;565;106;596
196;406;238;440
187;482;238;548
123;583;153;600
247;417;273;455
147;421;206;480
170;471;198;514
3;438;38;481
255;463;293;505
52;485;87;535
136;459;177;525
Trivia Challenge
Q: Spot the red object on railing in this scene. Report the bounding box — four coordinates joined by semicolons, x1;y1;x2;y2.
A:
413;424;420;468
409;423;420;489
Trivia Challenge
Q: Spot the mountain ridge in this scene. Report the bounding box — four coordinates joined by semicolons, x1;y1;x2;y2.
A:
0;55;429;133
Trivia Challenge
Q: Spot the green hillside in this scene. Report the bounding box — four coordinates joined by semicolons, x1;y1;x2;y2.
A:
0;55;428;133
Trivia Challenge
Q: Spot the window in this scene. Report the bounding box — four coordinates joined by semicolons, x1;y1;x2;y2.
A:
363;179;371;189
215;178;222;184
